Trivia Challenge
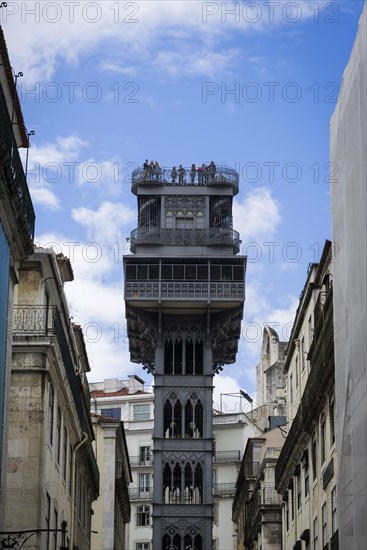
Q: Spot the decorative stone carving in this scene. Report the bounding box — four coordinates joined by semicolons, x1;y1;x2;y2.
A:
165;196;205;216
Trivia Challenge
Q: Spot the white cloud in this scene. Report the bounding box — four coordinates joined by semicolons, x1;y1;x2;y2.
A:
1;0;330;82
152;48;239;79
72;201;135;244
21;134;87;211
233;187;281;243
35;231;135;379
30;186;61;210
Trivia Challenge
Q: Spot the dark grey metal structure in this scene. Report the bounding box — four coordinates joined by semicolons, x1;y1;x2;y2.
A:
124;164;246;550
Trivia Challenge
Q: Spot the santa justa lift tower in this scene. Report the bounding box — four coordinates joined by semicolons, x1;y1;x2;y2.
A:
124;163;246;550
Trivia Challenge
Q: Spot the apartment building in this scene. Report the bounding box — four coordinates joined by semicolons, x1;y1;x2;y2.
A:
5;248;99;549
0;24;35;524
275;241;338;550
91;416;132;550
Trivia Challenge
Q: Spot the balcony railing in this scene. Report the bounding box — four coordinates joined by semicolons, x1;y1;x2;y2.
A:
131;165;239;195
13;305;56;337
128;456;154;467
214;450;241;462
130;227;240;253
128;487;153;501
125;281;244;301
213;482;236;497
0;85;35;241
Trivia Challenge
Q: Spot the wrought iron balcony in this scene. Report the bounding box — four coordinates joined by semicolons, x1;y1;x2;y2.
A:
125;281;244;301
131;165;239;195
130;227;241;253
214;450;241;462
213;482;236;497
128;456;154;467
0;85;35;241
128;486;153;501
13;305;56;337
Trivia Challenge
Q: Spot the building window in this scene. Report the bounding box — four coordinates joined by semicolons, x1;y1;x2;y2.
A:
140;446;151;465
136;544;150;550
305;462;309;498
101;407;121;420
295;356;299;388
322;503;327;548
139;473;150;498
56;407;61;464
331;486;337;534
137;505;150;526
134;404;150;421
290;373;293;405
46;492;51;550
308;315;313;344
285;499;289;531
301;336;305;371
53;508;58;550
312;435;317;480
320;414;326;465
62;428;67;481
313;516;318;550
329;396;335;446
48;383;54;445
68;443;73;496
297;470;302;510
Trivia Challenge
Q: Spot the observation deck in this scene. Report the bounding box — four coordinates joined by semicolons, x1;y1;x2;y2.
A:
129;227;241;254
131;165;239;196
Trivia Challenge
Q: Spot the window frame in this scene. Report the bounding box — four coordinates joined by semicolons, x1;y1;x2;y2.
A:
56;407;61;464
137;505;151;527
331;486;337;534
48;383;54;446
322;502;327;548
134;404;150;421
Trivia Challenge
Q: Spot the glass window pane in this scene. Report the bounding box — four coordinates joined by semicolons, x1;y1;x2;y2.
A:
161;265;172;280
211;266;220;280
197;265;208;280
149;265;159;280
173;265;185;280
137;265;148;280
126;265;136;280
185;265;196;280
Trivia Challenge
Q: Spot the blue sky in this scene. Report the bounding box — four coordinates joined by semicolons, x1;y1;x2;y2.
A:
2;0;365;410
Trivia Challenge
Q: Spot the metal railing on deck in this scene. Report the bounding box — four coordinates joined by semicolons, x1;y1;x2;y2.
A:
130;227;240;253
125;281;244;301
0;85;35;240
131;165;239;194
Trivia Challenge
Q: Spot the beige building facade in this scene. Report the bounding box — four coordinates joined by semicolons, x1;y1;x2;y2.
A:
0;24;35;526
91;416;132;550
275;241;338;550
5;248;99;549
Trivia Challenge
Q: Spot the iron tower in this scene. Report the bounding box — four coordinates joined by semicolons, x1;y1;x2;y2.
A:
124;163;246;550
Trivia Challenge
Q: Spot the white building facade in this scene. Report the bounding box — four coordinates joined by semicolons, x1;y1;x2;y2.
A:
90;377;263;550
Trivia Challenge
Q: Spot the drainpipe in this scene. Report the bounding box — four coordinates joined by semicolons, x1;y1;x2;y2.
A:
70;432;88;549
